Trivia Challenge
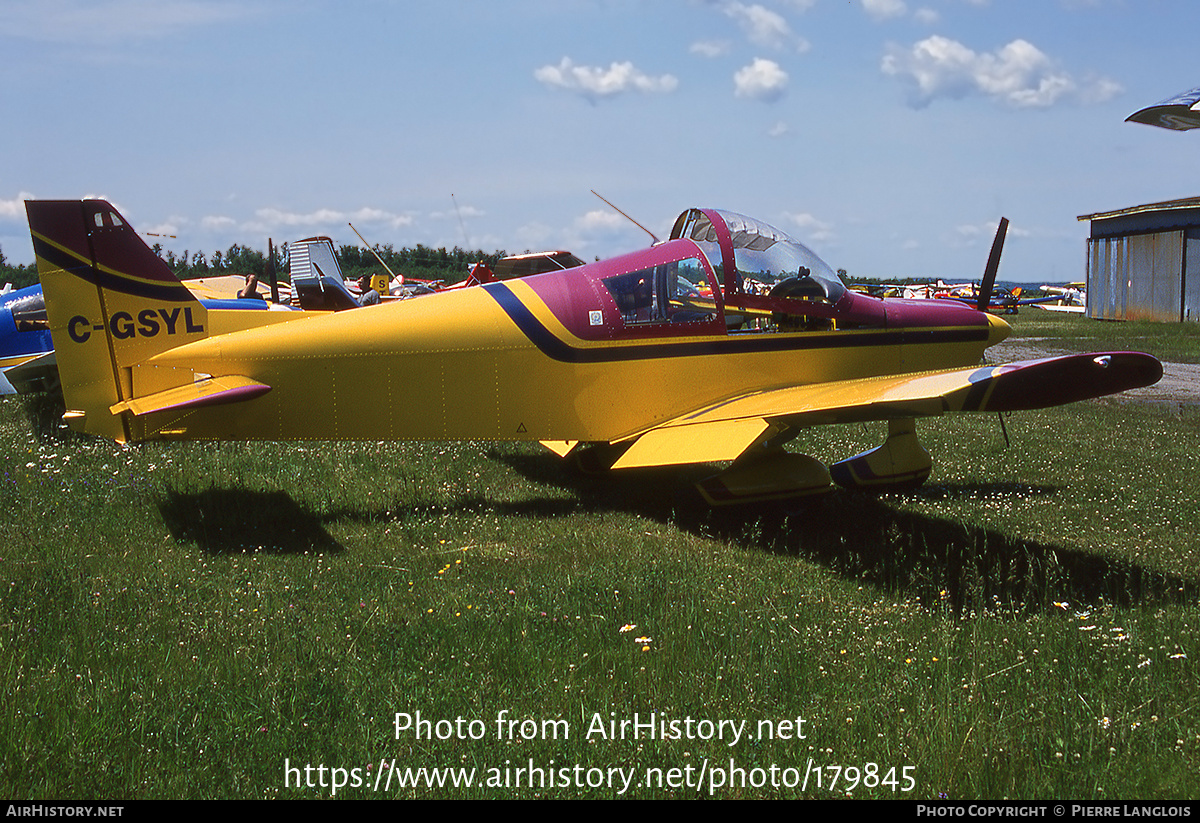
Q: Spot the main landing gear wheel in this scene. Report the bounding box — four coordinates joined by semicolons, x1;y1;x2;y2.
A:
696;450;833;506
829;418;932;492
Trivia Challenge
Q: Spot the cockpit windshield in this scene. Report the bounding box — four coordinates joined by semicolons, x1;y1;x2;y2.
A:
669;208;846;304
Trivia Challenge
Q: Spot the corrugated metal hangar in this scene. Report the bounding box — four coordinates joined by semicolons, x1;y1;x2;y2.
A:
1077;196;1200;322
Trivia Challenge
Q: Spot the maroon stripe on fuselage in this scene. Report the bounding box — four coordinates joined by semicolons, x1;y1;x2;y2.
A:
483;282;990;364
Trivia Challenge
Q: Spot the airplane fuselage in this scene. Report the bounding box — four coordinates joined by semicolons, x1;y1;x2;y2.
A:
30;200;1163;502
127;264;1004;444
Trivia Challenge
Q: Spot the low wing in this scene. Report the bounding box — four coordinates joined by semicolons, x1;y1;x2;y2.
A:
1127;87;1200;131
609;352;1162;469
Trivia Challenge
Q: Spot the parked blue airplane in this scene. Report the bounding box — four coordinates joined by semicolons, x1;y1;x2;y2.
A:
0;284;56;394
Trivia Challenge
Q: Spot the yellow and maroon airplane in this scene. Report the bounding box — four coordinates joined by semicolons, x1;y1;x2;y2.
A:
26;200;1161;504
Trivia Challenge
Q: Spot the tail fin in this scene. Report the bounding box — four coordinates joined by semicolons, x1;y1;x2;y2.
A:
26;200;210;442
289;236;361;310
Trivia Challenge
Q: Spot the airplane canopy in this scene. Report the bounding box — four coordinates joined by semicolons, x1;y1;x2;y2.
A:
669;208;846;304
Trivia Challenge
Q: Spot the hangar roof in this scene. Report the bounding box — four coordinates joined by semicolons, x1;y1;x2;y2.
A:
1077;196;1200;238
1078;196;1200;223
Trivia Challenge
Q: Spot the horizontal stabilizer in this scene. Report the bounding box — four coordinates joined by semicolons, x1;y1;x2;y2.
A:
110;375;270;417
4;349;56;374
3;350;58;395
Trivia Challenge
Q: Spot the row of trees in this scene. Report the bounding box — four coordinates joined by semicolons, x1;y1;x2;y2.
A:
152;243;272;279
335;243;505;284
0;241;510;292
0;246;39;290
153;241;506;284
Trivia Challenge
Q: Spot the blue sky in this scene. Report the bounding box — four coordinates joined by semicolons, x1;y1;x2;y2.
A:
2;0;1198;283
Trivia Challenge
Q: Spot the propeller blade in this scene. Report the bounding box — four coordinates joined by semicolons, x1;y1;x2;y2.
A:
978;217;1009;312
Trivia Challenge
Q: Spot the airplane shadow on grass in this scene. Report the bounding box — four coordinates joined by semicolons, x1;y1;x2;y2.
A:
150;445;1195;613
154;483;580;557
18;394;343;555
158;487;345;556
489;448;1199;615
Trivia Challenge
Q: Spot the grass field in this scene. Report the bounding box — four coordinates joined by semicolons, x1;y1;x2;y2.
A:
2;311;1198;799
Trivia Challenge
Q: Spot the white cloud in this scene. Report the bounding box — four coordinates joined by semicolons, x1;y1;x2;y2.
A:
0;193;37;220
534;58;678;102
690;40;731;58
914;7;940;24
255;208;345;227
563;208;661;256
430;204;485;221
734;58;788;102
882;35;1122;109
767;120;791;138
145;221;182;239
1080;75;1124;104
199;215;236;232
782;212;834;244
955;222;984;241
720;2;810;53
574;210;625;233
251;207;413;233
512;207;662;260
861;0;908;21
952;219;1029;248
513;221;555;253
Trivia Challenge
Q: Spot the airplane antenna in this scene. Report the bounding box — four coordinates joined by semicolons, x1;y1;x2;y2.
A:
977;217;1009;312
268;238;280;303
348;222;400;283
591;190;659;244
451;193;473;249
